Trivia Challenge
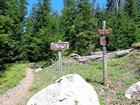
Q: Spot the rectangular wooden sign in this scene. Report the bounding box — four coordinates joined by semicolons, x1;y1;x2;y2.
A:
50;42;69;51
100;37;107;46
98;29;112;35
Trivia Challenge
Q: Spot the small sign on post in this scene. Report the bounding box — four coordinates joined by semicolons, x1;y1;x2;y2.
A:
98;21;112;86
50;42;69;51
50;41;69;78
100;36;107;46
98;29;112;35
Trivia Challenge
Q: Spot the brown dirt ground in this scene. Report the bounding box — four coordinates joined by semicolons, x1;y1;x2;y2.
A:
0;68;34;105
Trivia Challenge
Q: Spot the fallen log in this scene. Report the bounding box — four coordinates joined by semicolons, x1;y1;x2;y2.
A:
70;49;132;63
74;55;102;63
90;52;103;55
115;49;132;57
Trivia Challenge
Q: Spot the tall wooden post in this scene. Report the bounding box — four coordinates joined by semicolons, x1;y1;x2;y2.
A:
102;21;108;86
98;21;112;86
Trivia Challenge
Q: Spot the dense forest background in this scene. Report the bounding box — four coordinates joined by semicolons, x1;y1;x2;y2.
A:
0;0;140;70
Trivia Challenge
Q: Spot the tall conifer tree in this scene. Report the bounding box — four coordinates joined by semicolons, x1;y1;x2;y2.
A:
7;0;27;61
25;0;60;61
124;0;140;42
61;0;97;54
0;0;13;68
106;0;116;12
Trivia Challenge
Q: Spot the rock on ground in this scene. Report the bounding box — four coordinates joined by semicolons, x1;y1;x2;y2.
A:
27;74;100;105
125;81;140;99
35;67;43;72
69;53;80;58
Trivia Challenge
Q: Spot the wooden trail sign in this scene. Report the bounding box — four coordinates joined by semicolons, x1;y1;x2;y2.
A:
50;42;69;51
50;41;69;78
98;29;112;35
98;21;112;86
100;36;107;46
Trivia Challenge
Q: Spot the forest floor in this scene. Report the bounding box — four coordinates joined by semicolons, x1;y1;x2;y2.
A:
0;68;34;105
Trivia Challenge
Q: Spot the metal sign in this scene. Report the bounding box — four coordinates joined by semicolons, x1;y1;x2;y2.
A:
98;29;112;35
50;42;69;51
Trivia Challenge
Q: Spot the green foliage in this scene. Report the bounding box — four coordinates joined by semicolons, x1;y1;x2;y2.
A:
94;0;140;51
61;0;97;55
1;0;140;63
0;0;27;70
99;97;106;105
124;0;140;42
0;0;139;104
106;0;116;12
0;15;12;65
0;0;140;73
24;0;60;62
7;0;28;61
131;99;140;105
90;61;103;69
124;0;138;19
108;59;120;67
0;63;28;94
105;10;137;51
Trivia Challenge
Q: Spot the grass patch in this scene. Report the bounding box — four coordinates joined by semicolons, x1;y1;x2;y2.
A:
31;51;140;105
0;63;28;94
31;60;103;92
99;97;106;105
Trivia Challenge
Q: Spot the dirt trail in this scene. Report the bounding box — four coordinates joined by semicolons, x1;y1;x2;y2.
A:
0;68;34;105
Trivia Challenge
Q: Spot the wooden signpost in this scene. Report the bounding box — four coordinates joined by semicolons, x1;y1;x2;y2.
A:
98;21;112;86
98;29;112;35
50;41;69;78
50;42;69;51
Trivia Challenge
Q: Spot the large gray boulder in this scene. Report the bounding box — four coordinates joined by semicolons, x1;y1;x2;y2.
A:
27;74;100;105
125;81;140;99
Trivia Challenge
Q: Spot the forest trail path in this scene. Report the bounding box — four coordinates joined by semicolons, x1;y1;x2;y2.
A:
0;68;34;105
